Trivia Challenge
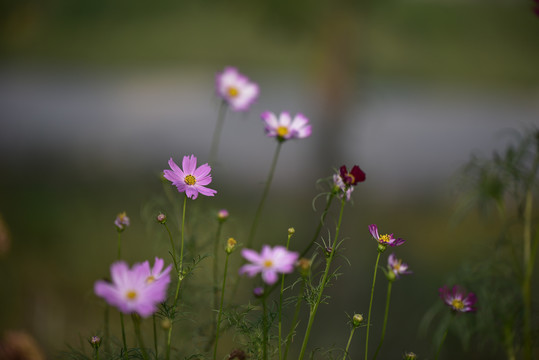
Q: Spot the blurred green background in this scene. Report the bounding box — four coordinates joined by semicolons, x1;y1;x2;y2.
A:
1;0;538;359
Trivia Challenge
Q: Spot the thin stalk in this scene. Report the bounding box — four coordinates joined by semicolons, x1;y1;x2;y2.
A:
246;142;283;249
262;291;269;360
278;232;293;360
120;313;128;360
94;348;100;360
522;190;533;360
153;315;158;359
372;280;393;360
364;252;382;360
163;222;179;273
301;193;335;258
434;316;452;360
213;250;231;360
132;315;149;360
104;306;110;354
341;327;357;360
298;199;346;360
209;100;227;164
117;231;122;260
283;280;305;360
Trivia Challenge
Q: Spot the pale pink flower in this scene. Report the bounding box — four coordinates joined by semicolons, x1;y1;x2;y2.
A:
163;155;217;200
216;67;259;111
239;245;299;285
261;111;311;142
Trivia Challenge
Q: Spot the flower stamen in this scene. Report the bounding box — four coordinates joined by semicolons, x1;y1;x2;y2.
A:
451;299;465;310
227;86;239;98
277;126;289;137
126;290;138;300
146;276;155;284
263;260;273;268
379;234;391;244
184;175;196;185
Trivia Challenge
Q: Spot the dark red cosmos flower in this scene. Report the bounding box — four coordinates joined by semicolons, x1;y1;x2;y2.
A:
339;165;366;186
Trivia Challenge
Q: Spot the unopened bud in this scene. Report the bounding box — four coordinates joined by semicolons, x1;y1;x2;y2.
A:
161;318;172;330
403;352;417;360
226;237;237;254
297;258;311;277
89;336;101;349
253;287;264;298
217;209;229;222
156;213;167;224
325;246;333;257
386;270;396;282
288;227;295;235
114;212;130;232
352;314;364;327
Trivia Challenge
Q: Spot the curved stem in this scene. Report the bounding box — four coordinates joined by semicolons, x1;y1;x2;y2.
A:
209;100;227;165
213;252;231;360
435;321;450;360
163;223;178;273
120;313;128;360
342;327;357;360
372;281;393;360
247;142;283;249
298;199;346;360
364;252;381;360
283;280;305;360
278;232;293;360
301;193;335;258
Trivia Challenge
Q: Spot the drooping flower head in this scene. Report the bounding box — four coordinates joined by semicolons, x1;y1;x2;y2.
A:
261;111;312;142
439;285;477;313
333;164;366;201
163;155;217;200
114;212;130;231
239;245;299;285
369;224;405;252
387;253;412;280
216;67;259;111
94;259;171;317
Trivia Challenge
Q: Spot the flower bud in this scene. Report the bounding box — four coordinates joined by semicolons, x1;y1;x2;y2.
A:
217;209;229;222
386;269;396;282
114;212;130;232
89;336;101;350
253;287;264;298
226;237;237;254
403;352;417;360
288;227;295;235
156;213;167;224
297;258;311;277
161;318;172;330
377;243;387;253
352;314;364;327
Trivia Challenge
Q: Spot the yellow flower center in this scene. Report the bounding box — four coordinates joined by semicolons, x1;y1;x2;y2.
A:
451;299;465;310
184;175;196;185
227;86;239;97
146;275;155;284
126;290;138;300
277;126;289;137
379;234;391;244
263;260;273;268
393;260;402;271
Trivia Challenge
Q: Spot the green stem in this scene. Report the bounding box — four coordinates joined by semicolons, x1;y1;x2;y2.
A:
522;190;534;360
179;194;187;280
120;313;128;360
298;199;346;360
364;251;382;360
153;314;158;359
342;327;357;360
94;348;100;360
247;141;283;249
163;223;179;273
117;231;122;260
209;100;227;164
283;280;305;360
213;251;231;360
132;315;149;360
278;232;293;360
262;291;269;360
104;305;111;354
434;319;451;360
372;280;393;360
301;193;335;258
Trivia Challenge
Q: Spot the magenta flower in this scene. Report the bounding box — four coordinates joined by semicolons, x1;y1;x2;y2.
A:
439;285;477;313
369;224;405;248
239;245;299;285
216;67;259;111
387;253;412;279
94;259;171;317
114;212;130;231
261;111;312;142
333;164;366;201
163;155;217;200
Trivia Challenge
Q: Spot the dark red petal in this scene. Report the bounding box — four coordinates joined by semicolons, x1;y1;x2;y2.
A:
350;165;366;183
339;165;348;178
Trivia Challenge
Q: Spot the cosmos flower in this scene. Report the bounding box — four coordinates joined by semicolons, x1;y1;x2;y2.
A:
261;111;311;142
387;253;412;279
333;164;366;200
439;285;477;313
216;67;259;111
239;245;299;285
163;155;217;200
114;212;130;231
94;260;171;317
369;224;405;249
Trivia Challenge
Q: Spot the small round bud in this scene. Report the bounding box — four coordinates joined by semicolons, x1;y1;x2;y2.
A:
297;258;311;277
89;336;101;350
226;237;237;254
156;213;167;224
114;212;130;232
161;318;172;330
352;314;364;327
253;287;264;298
386;270;396;282
325;246;333;257
403;352;417;360
288;227;295;235
377;243;387;253
217;209;229;222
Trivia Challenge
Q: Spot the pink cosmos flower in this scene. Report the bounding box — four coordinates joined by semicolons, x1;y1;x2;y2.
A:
387;253;412;278
94;259;171;317
239;245;299;285
114;212;130;231
163;155;217;200
333;164;366;201
216;67;259;111
261;111;312;142
439;285;477;313
369;224;405;248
